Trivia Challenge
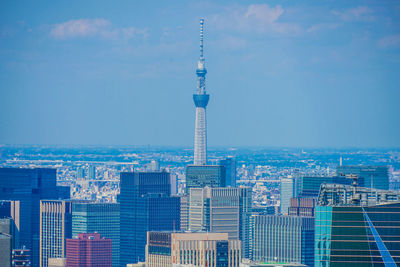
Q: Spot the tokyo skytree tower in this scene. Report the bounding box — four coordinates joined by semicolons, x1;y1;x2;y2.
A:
193;18;209;165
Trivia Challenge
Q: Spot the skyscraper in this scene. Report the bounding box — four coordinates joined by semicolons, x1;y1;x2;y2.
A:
71;203;120;267
146;231;241;267
252;215;315;266
0;218;12;267
288;197;316;217
88;166;96;180
179;195;189;231
219;157;237;187
185;165;226;192
280;176;295;215
193;18;209;166
188;187;252;258
315;183;400;266
39;200;73;267
66;233;112;267
296;175;360;198
120;171;180;265
336;165;389;190
0;168;65;267
77;167;85;179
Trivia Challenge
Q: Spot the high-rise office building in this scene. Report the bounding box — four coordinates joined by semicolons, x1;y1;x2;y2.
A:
0;200;18;250
66;233;112;267
280;177;295;215
88;166;96;180
179;195;189;231
193;18;209;166
149;160;160;172
296;175;360;198
189;187;252;258
252;215;314;267
77;167;85;179
315;184;400;266
288;197;316;217
146;231;241;267
336;165;389;190
0;168;65;267
0;231;11;267
186;165;226;192
219;157;237;187
71;202;120;267
39;200;73;267
120;171;180;265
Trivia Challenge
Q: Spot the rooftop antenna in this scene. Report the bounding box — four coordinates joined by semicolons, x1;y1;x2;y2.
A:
200;18;204;61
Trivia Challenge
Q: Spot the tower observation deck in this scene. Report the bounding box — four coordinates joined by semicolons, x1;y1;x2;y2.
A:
193;18;209;165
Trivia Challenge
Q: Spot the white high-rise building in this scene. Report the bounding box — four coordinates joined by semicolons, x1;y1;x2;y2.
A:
280;176;295;215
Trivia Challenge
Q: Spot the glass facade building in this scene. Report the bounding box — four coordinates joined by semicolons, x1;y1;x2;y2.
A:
315;184;400;266
297;176;359;198
185;165;226;192
71;203;120;267
219;157;237;187
120;171;180;265
336;165;389;190
0;168;67;267
189;187;252;259
289;197;316;217
280;177;295;215
252;215;315;266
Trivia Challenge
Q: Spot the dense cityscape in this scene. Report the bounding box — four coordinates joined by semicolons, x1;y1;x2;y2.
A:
1;2;400;267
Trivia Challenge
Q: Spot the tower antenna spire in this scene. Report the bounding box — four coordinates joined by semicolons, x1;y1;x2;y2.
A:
200;18;204;60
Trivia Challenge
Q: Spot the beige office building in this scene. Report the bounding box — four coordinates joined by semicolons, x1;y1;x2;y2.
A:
40;200;73;267
146;231;241;267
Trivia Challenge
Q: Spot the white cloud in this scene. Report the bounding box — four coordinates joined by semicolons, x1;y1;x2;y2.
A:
245;4;284;24
211;4;301;35
332;6;374;21
378;34;400;48
49;19;147;40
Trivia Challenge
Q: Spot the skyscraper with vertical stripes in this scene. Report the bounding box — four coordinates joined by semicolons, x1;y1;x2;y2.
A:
193;18;209;166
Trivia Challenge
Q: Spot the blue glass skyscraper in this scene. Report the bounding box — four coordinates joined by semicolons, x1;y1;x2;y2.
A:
315;183;400;266
0;168;68;267
120;171;180;265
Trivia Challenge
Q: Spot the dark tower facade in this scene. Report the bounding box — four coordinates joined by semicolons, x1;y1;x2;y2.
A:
120;172;180;265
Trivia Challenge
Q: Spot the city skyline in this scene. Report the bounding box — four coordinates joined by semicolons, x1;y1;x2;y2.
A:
1;0;400;148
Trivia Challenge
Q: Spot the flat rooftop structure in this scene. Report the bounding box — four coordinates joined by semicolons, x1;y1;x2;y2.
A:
317;183;400;207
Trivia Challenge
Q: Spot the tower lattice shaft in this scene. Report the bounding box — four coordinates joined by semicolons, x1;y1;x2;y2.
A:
193;18;209;165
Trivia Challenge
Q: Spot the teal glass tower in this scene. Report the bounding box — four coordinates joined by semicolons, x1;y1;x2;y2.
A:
315;183;400;266
72;202;120;267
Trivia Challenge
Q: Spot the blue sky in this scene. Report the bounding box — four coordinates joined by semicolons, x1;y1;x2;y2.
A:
1;0;399;147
